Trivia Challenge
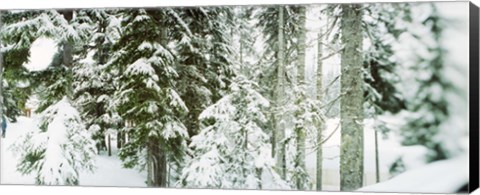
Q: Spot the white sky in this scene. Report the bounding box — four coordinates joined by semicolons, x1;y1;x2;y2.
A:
23;37;57;71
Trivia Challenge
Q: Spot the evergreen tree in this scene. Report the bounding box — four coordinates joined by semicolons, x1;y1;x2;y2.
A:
315;27;324;191
339;4;364;191
398;4;454;162
180;76;288;189
73;9;121;154
109;9;189;187
173;7;235;140
12;97;97;185
362;3;410;181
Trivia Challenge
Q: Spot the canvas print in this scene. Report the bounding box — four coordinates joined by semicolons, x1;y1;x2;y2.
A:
0;1;476;193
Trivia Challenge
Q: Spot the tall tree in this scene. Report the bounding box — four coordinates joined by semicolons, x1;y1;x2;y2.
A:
180;77;288;189
275;5;287;179
316;28;324;191
12;97;97;185
398;4;453;162
339;4;364;191
110;9;189;187
294;5;307;190
362;3;410;181
73;9;122;155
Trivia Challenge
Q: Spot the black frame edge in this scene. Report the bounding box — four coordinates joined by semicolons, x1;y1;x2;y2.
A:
469;1;480;194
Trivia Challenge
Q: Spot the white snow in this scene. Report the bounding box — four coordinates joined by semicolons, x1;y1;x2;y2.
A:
0;116;147;187
358;154;468;193
23;37;58;71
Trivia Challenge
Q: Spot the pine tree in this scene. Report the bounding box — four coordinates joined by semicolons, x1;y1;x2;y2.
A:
180;76;288;189
339;4;364;191
3;10;97;185
362;3;410;181
73;9;121;155
173;7;235;141
398;4;455;162
12;97;97;185
109;9;189;187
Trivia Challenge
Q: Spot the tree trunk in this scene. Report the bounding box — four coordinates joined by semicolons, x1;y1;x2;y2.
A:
152;139;167;187
316;29;324;191
375;130;380;183
117;131;124;149
275;5;287;180
61;11;73;68
295;6;307;190
107;134;112;156
60;10;74;98
146;138;167;187
340;5;364;191
147;138;154;186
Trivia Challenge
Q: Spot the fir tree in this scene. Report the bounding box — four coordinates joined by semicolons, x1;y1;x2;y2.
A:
109;9;189;187
180;76;288;189
12;97;97;185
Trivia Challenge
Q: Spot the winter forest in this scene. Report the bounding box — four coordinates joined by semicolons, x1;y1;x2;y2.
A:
0;1;470;193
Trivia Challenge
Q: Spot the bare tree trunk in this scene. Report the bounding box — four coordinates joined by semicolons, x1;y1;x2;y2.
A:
107;134;112;156
117;132;122;149
60;10;74;98
375;130;380;183
316;29;324;191
340;5;364;191
275;5;287;179
295;6;307;190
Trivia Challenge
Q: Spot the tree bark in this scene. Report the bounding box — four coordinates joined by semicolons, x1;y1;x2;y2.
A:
59;10;74;99
375;130;380;183
316;29;324;191
295;6;307;190
117;132;124;149
275;5;287;179
340;5;364;191
107;134;112;156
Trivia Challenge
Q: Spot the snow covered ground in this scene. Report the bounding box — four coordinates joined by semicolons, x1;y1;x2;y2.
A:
304;117;428;190
0;115;450;191
0;116;147;187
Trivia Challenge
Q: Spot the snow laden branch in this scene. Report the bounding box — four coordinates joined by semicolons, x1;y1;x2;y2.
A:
11;97;97;185
179;77;289;190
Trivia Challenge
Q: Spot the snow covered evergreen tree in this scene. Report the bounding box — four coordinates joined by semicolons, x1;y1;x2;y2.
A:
73;9;122;154
3;10;98;185
397;4;462;162
12;96;97;185
173;7;236;140
109;9;189;187
180;76;288;189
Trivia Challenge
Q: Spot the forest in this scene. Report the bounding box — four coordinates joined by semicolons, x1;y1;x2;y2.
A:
0;2;470;192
